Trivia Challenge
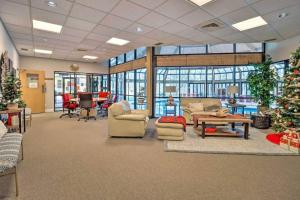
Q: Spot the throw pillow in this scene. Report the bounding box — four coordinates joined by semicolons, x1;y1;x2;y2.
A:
188;103;204;112
0;120;7;139
205;105;220;112
121;100;131;114
109;103;125;116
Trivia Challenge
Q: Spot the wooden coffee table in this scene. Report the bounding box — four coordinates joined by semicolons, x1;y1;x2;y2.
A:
192;114;252;139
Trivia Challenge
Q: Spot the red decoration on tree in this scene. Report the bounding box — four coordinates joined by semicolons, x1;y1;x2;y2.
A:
294;69;299;75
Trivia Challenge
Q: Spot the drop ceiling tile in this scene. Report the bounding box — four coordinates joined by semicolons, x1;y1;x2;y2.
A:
93;25;121;36
177;9;214;27
176;28;207;39
65;17;97;31
128;0;167;9
7;0;29;5
209;26;240;38
78;39;101;49
145;29;173;40
191;33;219;43
111;0;150;21
61;27;89;38
243;25;283;42
19;51;34;56
271;17;300;39
10;32;32;40
33;30;60;40
34;53;51;58
70;3;106;23
138;12;171;28
31;8;66;25
126;23;153;34
0;0;30;17
75;0;121;12
220;32;255;43
30;0;72;15
86;33;110;42
158;21;190;34
155;0;196;19
263;5;300;24
51;54;67;60
202;0;247;17
251;0;300;15
59;34;84;43
100;14;133;30
219;6;259;25
5;24;32;34
0;13;31;27
114;31;140;41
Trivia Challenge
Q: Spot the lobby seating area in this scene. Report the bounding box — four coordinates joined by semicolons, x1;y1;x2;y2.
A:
0;0;300;199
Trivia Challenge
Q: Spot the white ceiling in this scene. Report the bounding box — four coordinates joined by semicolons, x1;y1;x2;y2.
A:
0;0;300;63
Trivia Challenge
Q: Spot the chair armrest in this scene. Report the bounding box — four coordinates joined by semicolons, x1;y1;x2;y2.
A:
131;109;149;116
115;114;146;121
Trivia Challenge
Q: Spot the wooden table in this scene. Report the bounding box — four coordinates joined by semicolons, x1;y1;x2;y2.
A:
225;103;246;115
192;114;252;139
0;108;26;133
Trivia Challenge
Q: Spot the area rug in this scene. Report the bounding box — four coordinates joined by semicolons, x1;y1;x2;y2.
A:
164;127;299;155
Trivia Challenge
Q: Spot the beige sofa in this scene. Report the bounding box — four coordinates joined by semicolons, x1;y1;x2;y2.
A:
181;98;225;125
108;101;149;137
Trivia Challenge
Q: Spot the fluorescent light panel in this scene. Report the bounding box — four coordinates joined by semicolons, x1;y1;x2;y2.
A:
32;19;62;33
34;49;52;54
106;37;130;46
83;55;98;60
188;0;213;6
232;16;268;31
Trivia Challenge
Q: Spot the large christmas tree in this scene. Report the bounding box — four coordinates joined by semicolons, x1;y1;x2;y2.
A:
272;47;300;133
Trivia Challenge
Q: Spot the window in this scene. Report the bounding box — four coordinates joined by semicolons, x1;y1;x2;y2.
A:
117;72;125;101
136;69;147;110
136;47;146;58
125;70;135;109
110;57;116;66
126;50;135;62
117;54;125;64
208;44;234;53
180;45;206;54
110;74;117;95
155;46;179;55
236;43;263;52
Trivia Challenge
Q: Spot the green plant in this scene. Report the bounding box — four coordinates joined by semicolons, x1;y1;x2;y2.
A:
2;74;22;104
247;56;279;109
16;99;26;108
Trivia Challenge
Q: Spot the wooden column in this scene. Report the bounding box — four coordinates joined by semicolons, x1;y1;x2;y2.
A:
146;47;153;117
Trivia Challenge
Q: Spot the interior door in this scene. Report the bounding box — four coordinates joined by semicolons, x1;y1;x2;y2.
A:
20;69;45;113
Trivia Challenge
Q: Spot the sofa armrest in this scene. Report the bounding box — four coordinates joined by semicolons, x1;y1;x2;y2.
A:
115;114;146;121
182;106;192;114
131;109;149;116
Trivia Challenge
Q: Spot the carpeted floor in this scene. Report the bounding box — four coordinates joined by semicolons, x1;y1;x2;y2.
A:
1;112;300;200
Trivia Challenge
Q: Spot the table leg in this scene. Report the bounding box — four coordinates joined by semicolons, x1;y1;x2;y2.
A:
23;108;26;133
201;122;205;139
231;122;235;130
244;123;249;139
242;107;245;115
18;112;22;133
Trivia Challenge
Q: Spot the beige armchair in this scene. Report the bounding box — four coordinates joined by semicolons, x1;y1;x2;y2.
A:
181;98;226;125
108;101;149;137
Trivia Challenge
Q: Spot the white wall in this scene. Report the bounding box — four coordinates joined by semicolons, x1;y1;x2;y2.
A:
0;19;19;69
20;56;109;112
266;35;300;62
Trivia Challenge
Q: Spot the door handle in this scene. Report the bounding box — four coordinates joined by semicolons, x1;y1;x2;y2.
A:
42;84;46;93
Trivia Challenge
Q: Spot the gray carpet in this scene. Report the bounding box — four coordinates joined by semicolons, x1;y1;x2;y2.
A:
1;112;300;200
165;127;299;155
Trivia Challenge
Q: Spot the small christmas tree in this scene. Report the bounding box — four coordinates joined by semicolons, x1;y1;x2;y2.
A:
2;74;22;104
272;47;300;133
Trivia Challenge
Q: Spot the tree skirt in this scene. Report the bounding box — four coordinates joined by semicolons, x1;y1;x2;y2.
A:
266;133;285;145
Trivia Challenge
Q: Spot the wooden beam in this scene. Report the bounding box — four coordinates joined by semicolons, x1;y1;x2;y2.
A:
110;58;146;73
146;47;153;116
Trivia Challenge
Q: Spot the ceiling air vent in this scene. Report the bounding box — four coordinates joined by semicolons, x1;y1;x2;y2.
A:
154;42;164;46
21;48;28;51
197;19;225;32
264;38;277;42
77;48;87;52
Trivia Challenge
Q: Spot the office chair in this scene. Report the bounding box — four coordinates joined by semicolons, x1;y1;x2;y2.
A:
99;95;117;117
59;93;78;118
78;93;96;122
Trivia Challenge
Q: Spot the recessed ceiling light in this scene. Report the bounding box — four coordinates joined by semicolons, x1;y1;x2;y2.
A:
232;16;268;31
34;49;52;54
106;37;130;46
46;1;57;7
83;55;98;60
32;19;62;33
187;0;214;7
278;12;288;19
136;27;143;32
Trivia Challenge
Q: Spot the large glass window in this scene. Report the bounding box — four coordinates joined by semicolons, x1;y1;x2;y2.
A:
208;44;234;53
136;47;146;59
110;57;117;67
155;46;179;55
117;54;125;65
125;70;135;109
126;50;135;62
180;68;206;97
236;43;263;52
271;61;285;96
110;74;117;96
117;72;125;101
180;45;206;54
136;69;147;109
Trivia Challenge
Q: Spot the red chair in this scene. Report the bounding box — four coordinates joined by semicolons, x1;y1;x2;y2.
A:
98;91;110;98
59;93;78;118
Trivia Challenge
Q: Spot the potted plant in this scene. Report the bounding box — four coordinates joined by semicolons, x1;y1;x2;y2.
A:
2;74;22;110
247;56;279;128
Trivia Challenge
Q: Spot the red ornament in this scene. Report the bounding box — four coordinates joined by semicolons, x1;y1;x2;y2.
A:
294;69;299;75
284;104;289;109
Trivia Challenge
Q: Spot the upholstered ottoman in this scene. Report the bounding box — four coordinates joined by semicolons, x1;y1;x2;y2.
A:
155;118;185;141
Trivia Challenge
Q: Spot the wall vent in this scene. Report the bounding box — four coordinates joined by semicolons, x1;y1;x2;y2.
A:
77;48;87;52
21;48;28;51
154;42;164;46
264;38;277;42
